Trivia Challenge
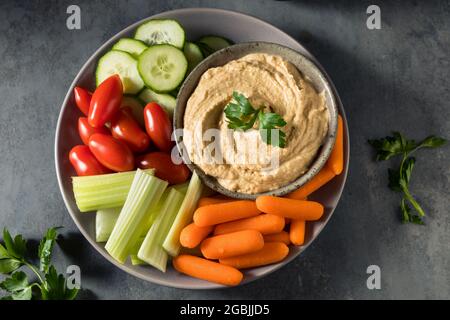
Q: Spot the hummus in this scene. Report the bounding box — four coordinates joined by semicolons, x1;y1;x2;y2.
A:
183;53;329;194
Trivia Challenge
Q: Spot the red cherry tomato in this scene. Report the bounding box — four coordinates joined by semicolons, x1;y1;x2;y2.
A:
110;107;150;152
69;145;111;176
73;87;92;116
143;102;173;152
89;74;123;128
88;133;134;172
78;117;110;145
136;152;190;184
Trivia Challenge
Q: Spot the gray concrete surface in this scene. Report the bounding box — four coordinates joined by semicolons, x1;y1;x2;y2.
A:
0;0;449;299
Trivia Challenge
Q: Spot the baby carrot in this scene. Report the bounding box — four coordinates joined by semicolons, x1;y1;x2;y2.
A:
290;220;306;245
193;201;260;227
219;242;289;269
214;214;285;235
263;231;291;245
173;255;243;286
256;196;324;221
200;230;264;259
197;197;233;207
286;166;336;200
327;115;344;175
180;223;213;248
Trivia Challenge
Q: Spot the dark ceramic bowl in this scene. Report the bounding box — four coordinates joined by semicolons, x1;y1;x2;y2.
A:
174;42;338;199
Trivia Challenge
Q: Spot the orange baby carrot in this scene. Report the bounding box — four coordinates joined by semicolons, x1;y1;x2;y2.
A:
256;196;324;221
193;200;260;227
263;231;291;245
200;230;264;259
286;166;336;200
197;197;234;207
214;214;285;235
219;242;289;269
180;223;213;248
327;115;344;175
290;220;306;245
173;255;243;286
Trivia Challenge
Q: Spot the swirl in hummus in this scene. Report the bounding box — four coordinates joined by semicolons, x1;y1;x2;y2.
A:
183;53;329;194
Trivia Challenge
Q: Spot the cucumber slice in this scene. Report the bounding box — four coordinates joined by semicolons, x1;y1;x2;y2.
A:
139;88;176;117
134;19;185;49
121;96;144;127
197;35;233;56
112;38;147;58
96;50;144;94
138;44;187;93
184;42;204;73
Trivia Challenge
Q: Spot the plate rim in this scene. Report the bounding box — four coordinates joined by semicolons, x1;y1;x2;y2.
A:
54;7;350;290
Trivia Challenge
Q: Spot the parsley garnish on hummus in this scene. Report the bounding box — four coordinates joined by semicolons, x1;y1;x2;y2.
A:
224;91;287;147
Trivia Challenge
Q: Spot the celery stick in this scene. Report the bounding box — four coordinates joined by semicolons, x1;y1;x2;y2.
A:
137;188;184;272
105;169;168;264
72;169;154;212
163;173;203;257
130;238;146;265
96;207;121;242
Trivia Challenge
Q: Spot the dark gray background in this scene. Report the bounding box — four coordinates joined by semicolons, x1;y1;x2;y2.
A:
0;0;449;299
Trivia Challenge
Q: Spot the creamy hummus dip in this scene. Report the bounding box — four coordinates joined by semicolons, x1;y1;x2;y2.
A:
183;53;329;194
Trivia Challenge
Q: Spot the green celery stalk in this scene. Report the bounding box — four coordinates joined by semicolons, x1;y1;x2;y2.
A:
96;207;121;242
72;169;154;212
105;169;168;264
137;188;184;272
163;173;203;257
130;237;146;265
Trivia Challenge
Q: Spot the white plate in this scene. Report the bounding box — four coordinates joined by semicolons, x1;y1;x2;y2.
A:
55;8;350;289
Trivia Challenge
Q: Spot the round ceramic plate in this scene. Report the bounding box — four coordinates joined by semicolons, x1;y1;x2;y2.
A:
55;8;350;289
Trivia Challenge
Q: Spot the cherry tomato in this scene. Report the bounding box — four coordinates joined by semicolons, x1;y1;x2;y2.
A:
78;117;110;145
89;74;123;128
73;87;92;116
143;102;173;152
136;152;190;184
110;107;150;152
88;133;134;172
69;145;111;176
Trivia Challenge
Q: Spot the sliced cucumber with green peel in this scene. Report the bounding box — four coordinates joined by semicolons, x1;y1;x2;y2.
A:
139;88;177;117
138;44;187;93
184;42;204;73
96;50;144;94
134;19;185;49
197;35;233;56
121;96;144;127
112;38;147;58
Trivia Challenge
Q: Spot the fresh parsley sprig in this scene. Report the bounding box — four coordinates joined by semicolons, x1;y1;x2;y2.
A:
369;132;446;224
224;91;287;147
0;227;79;300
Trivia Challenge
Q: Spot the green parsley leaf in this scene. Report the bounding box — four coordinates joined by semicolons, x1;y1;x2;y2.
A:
0;271;28;292
38;227;61;274
0;259;22;274
224;91;287;147
2;229;27;260
41;265;78;300
417;136;447;149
